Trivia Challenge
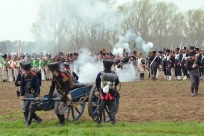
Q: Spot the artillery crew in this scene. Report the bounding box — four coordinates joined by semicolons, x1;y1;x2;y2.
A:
19;61;42;127
95;59;120;125
47;62;72;126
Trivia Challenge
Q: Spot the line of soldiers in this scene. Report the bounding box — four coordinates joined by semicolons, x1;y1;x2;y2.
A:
146;46;204;82
2;46;204;83
0;53;58;82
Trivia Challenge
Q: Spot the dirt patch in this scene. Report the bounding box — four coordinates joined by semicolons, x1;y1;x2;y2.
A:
1;76;204;123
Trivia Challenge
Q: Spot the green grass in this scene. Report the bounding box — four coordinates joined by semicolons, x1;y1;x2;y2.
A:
0;115;204;136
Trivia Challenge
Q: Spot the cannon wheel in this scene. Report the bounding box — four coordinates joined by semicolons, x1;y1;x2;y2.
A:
88;85;119;122
65;102;85;121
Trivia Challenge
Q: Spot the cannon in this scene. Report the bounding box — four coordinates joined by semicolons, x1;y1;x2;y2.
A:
24;83;120;122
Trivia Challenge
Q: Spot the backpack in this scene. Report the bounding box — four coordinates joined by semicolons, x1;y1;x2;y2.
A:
61;70;74;89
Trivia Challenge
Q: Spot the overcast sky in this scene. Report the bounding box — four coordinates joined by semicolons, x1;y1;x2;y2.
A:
0;0;203;42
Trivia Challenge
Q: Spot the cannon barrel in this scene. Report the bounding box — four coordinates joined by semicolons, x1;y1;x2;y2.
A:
24;97;61;101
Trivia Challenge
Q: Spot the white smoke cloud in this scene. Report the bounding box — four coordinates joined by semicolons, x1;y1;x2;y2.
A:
74;48;103;83
67;0;124;32
112;29;153;56
142;42;154;53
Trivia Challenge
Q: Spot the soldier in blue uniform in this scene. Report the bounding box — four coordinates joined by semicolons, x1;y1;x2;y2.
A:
20;62;42;127
47;62;71;126
181;47;189;80
149;50;160;81
174;48;182;80
95;59;120;125
187;51;200;96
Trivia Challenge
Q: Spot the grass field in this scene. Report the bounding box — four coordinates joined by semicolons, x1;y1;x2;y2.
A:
1;74;204;135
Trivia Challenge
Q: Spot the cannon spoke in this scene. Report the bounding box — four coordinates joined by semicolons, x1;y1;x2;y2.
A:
66;106;71;120
75;107;80;114
71;107;75;119
93;107;98;115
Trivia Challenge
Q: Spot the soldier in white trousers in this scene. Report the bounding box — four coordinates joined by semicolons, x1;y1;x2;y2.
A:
1;54;8;82
7;55;14;82
13;56;19;81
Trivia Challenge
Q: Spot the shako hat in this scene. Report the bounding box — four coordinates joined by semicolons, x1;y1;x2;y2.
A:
103;59;113;69
190;46;195;50
195;48;199;51
2;53;7;58
152;50;156;54
166;49;170;53
47;62;60;72
22;61;31;71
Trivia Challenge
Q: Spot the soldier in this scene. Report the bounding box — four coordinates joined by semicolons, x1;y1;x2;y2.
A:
149;50;160;81
181;47;189;80
174;48;182;80
137;51;145;80
1;54;8;82
156;50;163;80
195;48;203;80
130;51;137;69
47;62;71;126
165;49;173;80
95;59;120;125
19;61;42;127
13;55;19;81
200;48;204;79
45;53;52;81
38;56;45;81
31;53;39;69
7;55;14;82
187;51;200;96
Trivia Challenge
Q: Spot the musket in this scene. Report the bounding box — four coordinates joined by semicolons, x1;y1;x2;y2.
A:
179;38;184;53
194;40;198;47
188;40;191;48
170;40;174;51
201;41;204;47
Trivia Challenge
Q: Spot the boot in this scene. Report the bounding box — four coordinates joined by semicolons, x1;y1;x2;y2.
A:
57;114;60;120
23;112;28;122
96;114;102;125
2;80;5;82
26;112;33;127
140;73;144;80
177;76;181;81
32;112;42;124
57;115;65;126
195;87;198;95
5;79;7;82
191;88;195;96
